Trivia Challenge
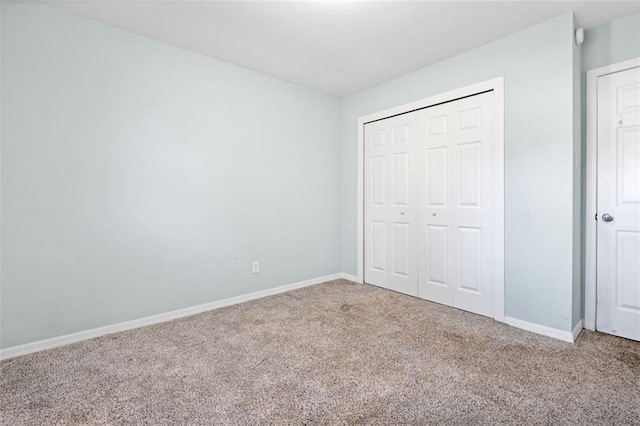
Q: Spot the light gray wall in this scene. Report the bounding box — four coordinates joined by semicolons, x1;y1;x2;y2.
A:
1;3;341;348
339;13;577;331
572;16;583;329
583;12;640;72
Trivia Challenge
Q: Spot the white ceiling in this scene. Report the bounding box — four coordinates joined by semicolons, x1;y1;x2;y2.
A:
46;1;640;97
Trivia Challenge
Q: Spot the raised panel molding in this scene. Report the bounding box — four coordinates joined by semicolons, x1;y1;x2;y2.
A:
617;82;640;113
393;222;410;276
458;227;482;293
459;107;482;129
619;128;640;204
458;141;482;207
427;115;447;136
393;124;409;144
427;147;447;206
371;156;386;205
427;225;448;285
371;129;386;147
616;231;640;311
372;221;387;272
393;152;410;206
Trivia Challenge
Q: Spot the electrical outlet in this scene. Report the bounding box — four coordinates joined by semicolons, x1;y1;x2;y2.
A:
252;261;260;274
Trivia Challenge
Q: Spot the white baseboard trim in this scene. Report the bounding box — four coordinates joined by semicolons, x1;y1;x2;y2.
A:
572;319;583;341
0;273;343;360
504;316;578;343
337;273;360;282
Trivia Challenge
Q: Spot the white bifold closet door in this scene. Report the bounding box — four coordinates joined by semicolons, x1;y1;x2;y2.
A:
418;92;495;317
364;91;496;317
364;112;420;296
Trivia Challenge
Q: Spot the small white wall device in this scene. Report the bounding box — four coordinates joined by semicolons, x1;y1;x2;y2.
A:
575;28;584;45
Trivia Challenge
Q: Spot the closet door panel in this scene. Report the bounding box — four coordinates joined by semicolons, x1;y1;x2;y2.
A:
418;103;454;306
450;92;495;317
364;113;419;296
418;92;495;317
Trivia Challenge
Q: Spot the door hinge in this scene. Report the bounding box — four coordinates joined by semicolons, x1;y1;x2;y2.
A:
617;116;623;127
595;213;598;221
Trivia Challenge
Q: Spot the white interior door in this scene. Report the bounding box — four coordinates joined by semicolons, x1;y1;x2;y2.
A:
364;112;419;296
418;92;495;317
596;66;640;341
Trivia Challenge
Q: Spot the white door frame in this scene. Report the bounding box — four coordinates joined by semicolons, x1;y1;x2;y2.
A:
356;77;505;322
584;57;640;331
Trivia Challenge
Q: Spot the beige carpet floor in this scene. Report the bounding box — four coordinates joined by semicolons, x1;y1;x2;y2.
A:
1;279;639;425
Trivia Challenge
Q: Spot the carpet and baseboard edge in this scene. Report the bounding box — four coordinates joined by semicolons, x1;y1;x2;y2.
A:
504;316;583;343
1;273;581;359
0;273;356;360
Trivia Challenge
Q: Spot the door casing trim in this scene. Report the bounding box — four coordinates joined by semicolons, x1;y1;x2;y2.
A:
585;57;640;331
356;77;505;322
